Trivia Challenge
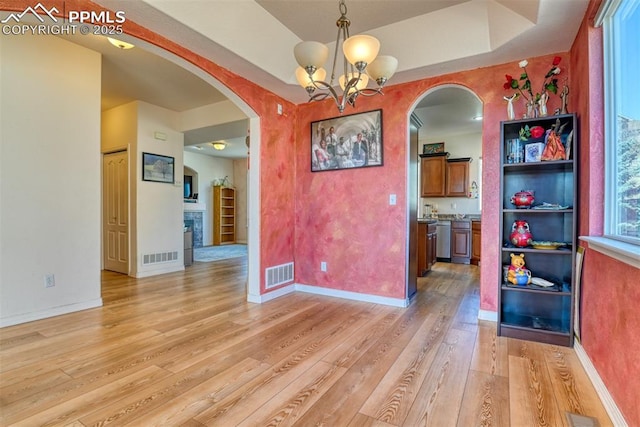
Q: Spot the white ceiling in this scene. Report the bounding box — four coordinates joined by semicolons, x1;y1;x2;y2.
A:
76;0;588;155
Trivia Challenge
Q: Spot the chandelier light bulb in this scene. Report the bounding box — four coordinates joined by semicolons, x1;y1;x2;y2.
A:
295;67;327;89
294;41;329;70
339;73;369;92
367;55;398;85
343;35;380;68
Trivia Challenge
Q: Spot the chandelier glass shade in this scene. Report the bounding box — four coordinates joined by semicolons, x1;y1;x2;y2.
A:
293;0;398;113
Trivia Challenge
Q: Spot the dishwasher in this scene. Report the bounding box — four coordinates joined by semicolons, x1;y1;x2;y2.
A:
436;220;451;261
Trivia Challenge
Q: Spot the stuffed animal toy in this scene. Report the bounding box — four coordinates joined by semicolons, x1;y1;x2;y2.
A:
508;253;532;285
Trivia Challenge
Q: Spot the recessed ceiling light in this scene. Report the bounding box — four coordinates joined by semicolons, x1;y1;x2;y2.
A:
473;115;483;121
107;37;134;50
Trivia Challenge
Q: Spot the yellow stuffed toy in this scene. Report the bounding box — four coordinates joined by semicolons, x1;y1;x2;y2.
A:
508;253;532;285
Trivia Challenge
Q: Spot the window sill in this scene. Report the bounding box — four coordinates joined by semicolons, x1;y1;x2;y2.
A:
579;236;640;269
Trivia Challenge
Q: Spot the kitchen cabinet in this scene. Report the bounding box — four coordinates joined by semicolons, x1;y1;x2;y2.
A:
213;186;236;245
420;155;446;197
446;160;470;197
420;154;470;197
471;220;481;265
451;220;471;264
417;221;437;276
498;114;577;347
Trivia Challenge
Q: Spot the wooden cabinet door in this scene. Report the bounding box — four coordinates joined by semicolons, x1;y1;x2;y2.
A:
471;221;481;265
417;223;427;276
446;161;469;196
421;156;446;197
427;223;437;268
451;221;471;264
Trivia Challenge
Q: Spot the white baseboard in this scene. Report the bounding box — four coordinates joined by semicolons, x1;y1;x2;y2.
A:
478;309;498;322
574;340;628;426
134;264;185;278
295;284;410;307
0;299;103;328
247;283;295;303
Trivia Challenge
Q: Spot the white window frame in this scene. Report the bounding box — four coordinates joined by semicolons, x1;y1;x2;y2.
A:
585;0;640;268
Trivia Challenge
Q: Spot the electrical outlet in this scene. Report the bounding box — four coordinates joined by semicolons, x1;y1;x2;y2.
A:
320;261;327;272
44;274;55;288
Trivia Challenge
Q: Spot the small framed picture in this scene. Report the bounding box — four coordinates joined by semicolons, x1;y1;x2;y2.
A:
142;152;175;183
423;142;445;155
525;142;545;163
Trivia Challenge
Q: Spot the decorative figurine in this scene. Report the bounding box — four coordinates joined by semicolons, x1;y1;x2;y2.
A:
510;220;533;247
510;190;535;209
507;253;532;285
504;94;518;120
560;81;569;114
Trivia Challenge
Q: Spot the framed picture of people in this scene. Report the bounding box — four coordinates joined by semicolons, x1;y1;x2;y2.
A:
310;109;383;172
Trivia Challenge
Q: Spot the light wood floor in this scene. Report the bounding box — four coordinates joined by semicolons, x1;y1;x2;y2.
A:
1;259;611;426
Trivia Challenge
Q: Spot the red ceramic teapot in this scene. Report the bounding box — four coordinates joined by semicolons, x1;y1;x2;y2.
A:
510;190;535;209
510;220;533;247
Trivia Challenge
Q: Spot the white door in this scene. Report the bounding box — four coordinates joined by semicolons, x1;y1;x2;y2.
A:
103;151;129;274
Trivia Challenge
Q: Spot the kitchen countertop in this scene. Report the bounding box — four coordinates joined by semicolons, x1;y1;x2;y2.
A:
419;215;481;222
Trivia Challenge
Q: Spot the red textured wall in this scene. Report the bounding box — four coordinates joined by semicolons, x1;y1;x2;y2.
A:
294;55;566;307
571;1;640;425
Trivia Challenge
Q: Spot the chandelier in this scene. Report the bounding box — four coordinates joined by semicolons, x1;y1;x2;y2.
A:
293;0;398;113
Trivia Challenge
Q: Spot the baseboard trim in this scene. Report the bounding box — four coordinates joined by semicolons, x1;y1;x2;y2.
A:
0;299;103;328
247;283;295;303
295;284;410;307
134;264;185;278
574;340;628;426
478;309;498;322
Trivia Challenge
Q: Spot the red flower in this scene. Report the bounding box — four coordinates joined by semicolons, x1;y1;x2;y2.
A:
553;56;562;66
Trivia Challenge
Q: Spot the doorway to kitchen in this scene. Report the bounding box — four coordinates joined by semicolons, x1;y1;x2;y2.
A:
407;85;483;299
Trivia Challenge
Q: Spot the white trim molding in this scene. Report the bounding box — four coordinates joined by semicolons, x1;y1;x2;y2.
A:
296;284;410;307
478;309;498;322
0;299;103;328
574;340;629;426
580;236;640;269
246;283;295;303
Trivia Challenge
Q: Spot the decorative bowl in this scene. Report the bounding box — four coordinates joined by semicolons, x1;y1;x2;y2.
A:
531;241;566;250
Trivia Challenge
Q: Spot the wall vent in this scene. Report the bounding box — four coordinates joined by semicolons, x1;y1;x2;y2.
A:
265;262;294;289
143;251;179;265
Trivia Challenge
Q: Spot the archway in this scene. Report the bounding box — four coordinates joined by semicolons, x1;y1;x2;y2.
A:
406;84;483;298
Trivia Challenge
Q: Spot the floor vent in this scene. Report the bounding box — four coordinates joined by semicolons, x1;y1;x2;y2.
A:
565;412;600;427
143;251;179;265
265;262;294;289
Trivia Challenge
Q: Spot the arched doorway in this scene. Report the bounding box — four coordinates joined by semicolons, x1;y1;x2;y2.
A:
97;33;262;298
407;85;483;298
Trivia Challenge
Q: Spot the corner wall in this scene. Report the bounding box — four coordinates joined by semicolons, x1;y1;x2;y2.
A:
571;1;639;424
0;34;102;325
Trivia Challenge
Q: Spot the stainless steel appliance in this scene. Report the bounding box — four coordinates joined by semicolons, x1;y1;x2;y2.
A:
436;220;451;260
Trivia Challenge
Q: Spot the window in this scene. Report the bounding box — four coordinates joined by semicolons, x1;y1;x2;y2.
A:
600;0;640;245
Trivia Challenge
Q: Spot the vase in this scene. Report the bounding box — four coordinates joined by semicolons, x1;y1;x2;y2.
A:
524;100;540;119
539;92;549;117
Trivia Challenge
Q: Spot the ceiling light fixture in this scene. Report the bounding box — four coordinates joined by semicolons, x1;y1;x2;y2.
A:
293;0;398;113
107;37;134;50
211;141;226;151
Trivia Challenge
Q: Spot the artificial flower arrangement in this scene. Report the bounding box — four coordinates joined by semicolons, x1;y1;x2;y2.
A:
504;56;562;105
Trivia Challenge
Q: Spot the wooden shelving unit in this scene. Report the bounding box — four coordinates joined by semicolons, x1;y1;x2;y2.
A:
498;113;578;347
213;186;236;245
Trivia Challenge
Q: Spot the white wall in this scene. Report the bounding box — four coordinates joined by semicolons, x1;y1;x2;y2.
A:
419;132;482;216
233;158;248;243
183;151;235;246
134;101;185;277
0;34;102;326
